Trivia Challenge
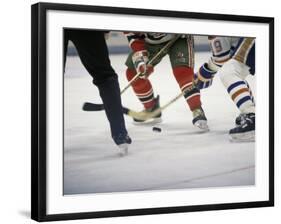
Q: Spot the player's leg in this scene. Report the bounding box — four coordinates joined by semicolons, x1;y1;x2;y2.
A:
169;35;208;131
219;37;255;141
235;80;255;125
96;75;132;153
126;52;156;110
125;43;165;123
69;30;131;151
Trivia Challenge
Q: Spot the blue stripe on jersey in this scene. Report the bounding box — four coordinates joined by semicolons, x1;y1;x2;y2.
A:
237;96;252;108
227;81;245;93
213;50;230;58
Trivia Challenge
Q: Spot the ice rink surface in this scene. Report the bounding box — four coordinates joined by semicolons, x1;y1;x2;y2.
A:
63;52;255;195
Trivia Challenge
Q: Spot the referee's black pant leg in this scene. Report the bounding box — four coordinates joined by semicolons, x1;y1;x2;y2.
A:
97;76;128;139
69;30;115;83
70;30;128;139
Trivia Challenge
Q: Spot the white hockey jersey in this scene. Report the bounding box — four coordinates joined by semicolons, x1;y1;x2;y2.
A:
207;36;239;71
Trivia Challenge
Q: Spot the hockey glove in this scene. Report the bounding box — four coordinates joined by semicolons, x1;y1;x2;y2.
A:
194;63;217;89
132;50;149;77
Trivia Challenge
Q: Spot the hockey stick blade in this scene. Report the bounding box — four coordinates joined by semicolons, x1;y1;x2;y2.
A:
82;102;104;111
82;102;153;120
82;102;130;115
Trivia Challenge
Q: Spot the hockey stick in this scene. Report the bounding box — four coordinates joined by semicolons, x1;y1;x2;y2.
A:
139;91;185;120
82;102;149;120
82;89;187;121
120;35;181;94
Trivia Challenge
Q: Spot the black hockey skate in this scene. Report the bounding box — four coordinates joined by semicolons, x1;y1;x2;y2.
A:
192;107;209;132
235;94;255;126
229;113;255;141
235;112;254;126
112;133;132;156
133;95;162;125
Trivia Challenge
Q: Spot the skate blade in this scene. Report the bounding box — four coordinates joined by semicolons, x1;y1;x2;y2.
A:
230;130;255;142
117;143;129;156
133;117;163;126
193;120;209;132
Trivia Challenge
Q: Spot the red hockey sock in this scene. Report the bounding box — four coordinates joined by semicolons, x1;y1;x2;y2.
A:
172;66;201;111
126;68;155;109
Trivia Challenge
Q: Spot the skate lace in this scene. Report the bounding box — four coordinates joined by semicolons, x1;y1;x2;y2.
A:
193;108;204;118
240;114;254;126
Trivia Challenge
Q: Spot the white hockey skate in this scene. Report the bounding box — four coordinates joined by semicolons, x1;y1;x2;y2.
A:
133;95;162;125
133;117;162;125
192;107;209;132
117;143;129;156
113;133;132;156
229;130;255;142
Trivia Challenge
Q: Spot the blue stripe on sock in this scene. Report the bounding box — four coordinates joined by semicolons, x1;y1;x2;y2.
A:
227;81;245;93
237;96;252;108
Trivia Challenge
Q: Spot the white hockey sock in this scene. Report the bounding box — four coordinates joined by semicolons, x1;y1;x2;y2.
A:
219;59;255;114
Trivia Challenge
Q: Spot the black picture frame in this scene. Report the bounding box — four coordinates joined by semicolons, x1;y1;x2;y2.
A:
31;2;274;222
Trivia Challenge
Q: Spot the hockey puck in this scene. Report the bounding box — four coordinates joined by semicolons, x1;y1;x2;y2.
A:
152;127;162;132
